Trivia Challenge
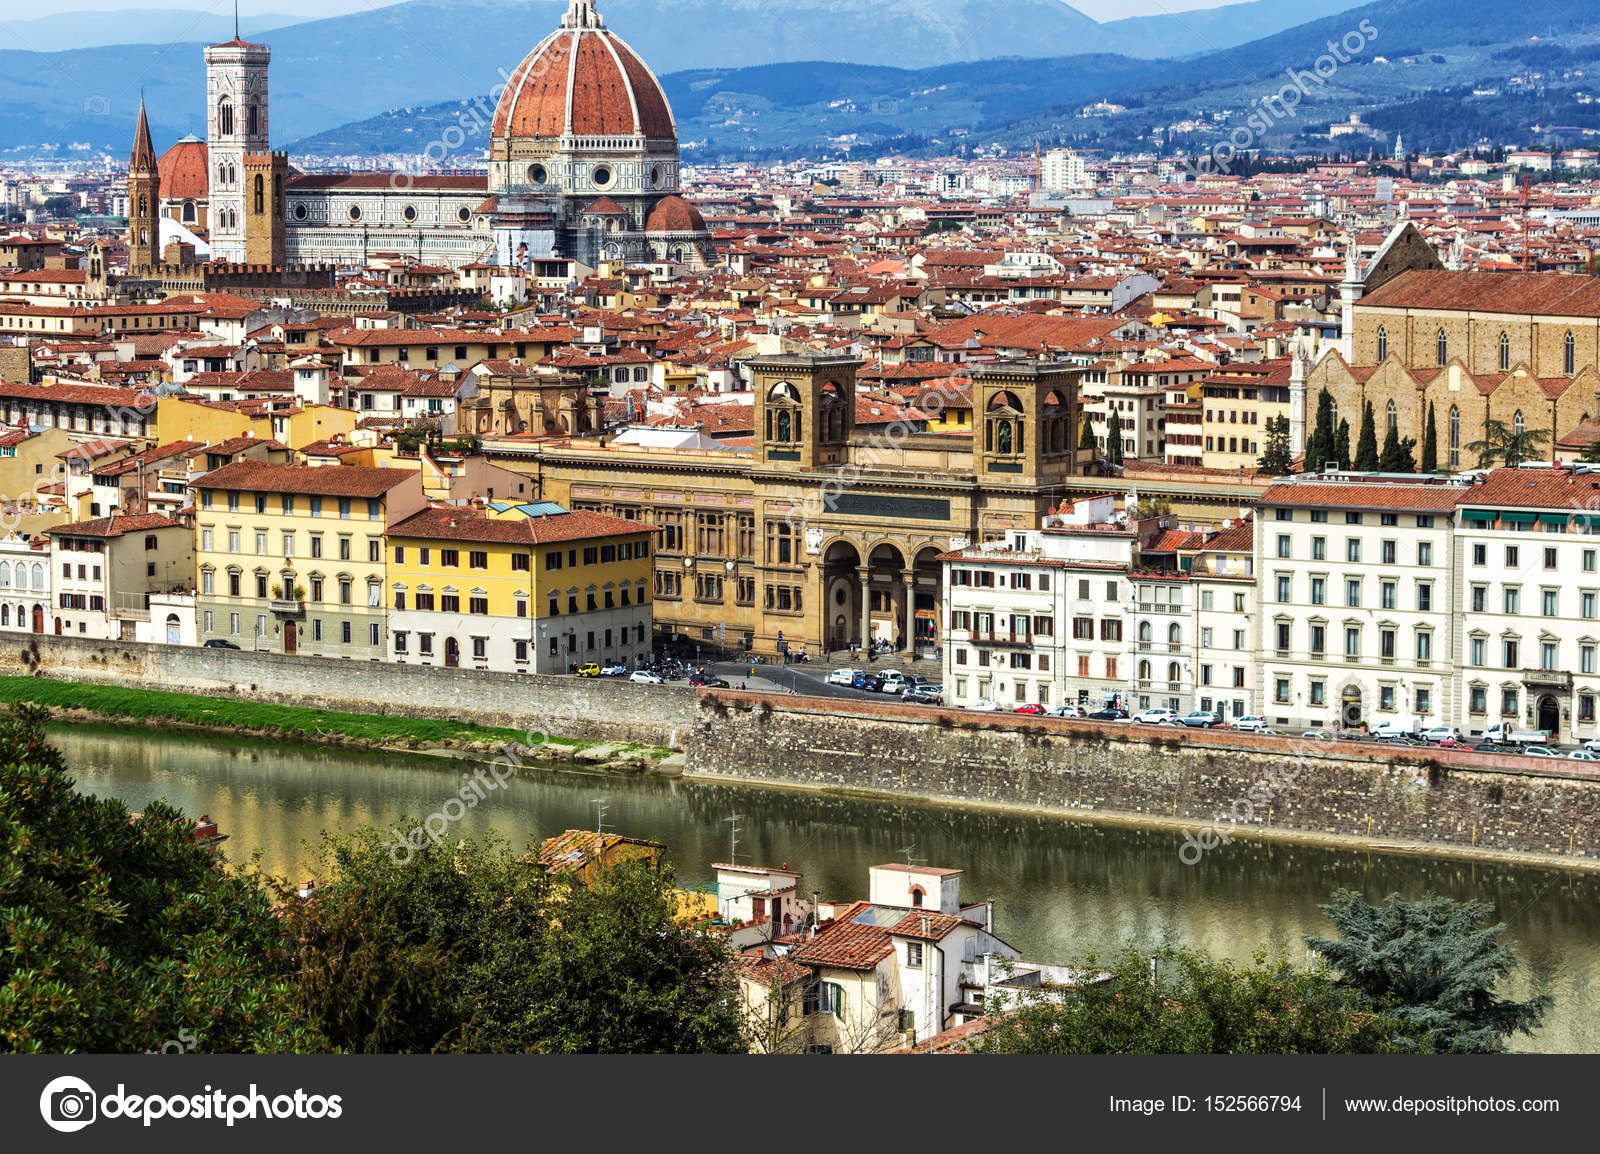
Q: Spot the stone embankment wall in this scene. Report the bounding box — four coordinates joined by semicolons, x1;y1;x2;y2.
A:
686;692;1600;866
0;634;692;748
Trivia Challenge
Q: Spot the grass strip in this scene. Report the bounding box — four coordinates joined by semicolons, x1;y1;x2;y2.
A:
0;675;591;750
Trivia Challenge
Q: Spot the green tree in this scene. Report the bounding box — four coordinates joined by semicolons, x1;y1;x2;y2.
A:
1306;890;1551;1053
0;706;318;1053
1079;414;1098;451
1305;388;1336;471
1105;410;1124;466
1333;417;1352;470
1379;422;1417;473
1421;402;1439;472
1354;401;1380;471
281;827;744;1054
1465;419;1552;468
1256;414;1294;474
976;944;1418;1054
1579;440;1600;464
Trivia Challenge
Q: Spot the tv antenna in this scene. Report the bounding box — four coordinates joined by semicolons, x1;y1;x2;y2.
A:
898;843;925;869
592;797;608;837
725;814;742;865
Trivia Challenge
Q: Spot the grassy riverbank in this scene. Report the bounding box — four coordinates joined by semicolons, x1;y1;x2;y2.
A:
0;676;584;751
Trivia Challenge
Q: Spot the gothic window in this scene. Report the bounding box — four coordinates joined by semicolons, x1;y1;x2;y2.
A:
246;99;260;138
819;382;846;441
1514;410;1525;437
1499;331;1510;372
1376;325;1388;362
1436;328;1448;366
1566;331;1577;376
218;98;234;137
1449;405;1460;467
137;196;147;217
1386;399;1397;438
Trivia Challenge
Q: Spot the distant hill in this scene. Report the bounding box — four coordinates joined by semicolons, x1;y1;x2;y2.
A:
0;0;1367;155
0;9;303;52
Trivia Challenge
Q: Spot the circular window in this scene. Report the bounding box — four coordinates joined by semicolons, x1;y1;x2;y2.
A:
592;165;613;189
292;203;308;221
527;163;547;184
651;164;665;189
402;205;417;223
457;206;471;223
347;204;362;222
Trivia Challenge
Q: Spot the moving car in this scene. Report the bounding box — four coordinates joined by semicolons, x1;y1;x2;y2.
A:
1483;723;1551;745
1132;707;1178;725
1301;731;1333;741
600;663;628;677
1046;704;1086;718
828;667;862;687
1088;707;1129;721
904;687;944;706
1230;716;1270;732
1421;726;1463;744
1179;710;1222;728
1013;703;1046;716
1520;745;1558;758
1583;738;1600;754
1568;750;1599;761
202;638;241;650
575;662;601;677
1434;737;1468;750
689;674;730;688
629;670;663;684
1371;721;1418;740
966;700;1004;712
1471;743;1500;752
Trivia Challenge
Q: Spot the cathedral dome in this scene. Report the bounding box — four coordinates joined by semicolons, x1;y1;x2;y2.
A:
492;1;675;141
157;135;209;201
645;194;706;233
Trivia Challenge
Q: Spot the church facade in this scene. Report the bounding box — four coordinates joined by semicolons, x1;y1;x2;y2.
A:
128;0;714;274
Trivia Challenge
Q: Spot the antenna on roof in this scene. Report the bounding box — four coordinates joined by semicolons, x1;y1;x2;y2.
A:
725;814;742;866
898;843;925;869
234;0;240;39
592;796;608;837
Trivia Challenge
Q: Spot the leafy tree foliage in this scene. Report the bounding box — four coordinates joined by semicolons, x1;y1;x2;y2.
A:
279;826;744;1054
1305;890;1550;1053
1256;414;1294;474
1421;402;1439;472
0;705;317;1053
1466;419;1551;468
976;944;1419;1054
1354;401;1380;471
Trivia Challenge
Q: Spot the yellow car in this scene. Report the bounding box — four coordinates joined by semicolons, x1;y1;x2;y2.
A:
576;662;601;677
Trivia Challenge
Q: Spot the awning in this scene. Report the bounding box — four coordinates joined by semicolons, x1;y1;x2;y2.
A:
1499;511;1538;523
1538;513;1569;526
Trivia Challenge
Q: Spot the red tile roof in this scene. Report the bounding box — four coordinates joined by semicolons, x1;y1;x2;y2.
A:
386;505;653;545
46;513;182;539
198;460;419;497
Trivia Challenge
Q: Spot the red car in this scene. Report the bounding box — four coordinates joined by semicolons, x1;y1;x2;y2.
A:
1013;704;1046;715
1435;737;1468;750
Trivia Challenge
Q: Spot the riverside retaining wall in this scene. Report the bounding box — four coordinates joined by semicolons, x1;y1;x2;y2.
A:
686;692;1600;866
0;634;693;748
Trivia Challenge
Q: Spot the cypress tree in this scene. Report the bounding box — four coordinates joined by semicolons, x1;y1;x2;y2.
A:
1354;401;1380;471
1379;421;1409;472
1080;413;1097;451
1334;418;1351;471
1421;402;1439;472
1106;410;1124;466
1305;388;1336;472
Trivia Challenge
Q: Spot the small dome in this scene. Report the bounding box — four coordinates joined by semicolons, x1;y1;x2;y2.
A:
645;195;707;234
587;196;627;215
158;135;209;202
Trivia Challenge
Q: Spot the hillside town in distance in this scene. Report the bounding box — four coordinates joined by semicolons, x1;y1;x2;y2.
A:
3;0;1600;1061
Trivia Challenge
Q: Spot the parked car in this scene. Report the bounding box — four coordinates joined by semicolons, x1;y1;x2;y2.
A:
600;663;628;677
1483;723;1551;745
904;687;944;706
851;671;871;689
629;670;663;684
1046;704;1085;718
1230;716;1270;732
1371;721;1418;740
1301;731;1333;741
1256;727;1284;736
1471;743;1500;752
575;662;601;677
1179;710;1222;728
1421;726;1463;744
876;670;910;694
1583;738;1600;754
966;700;1004;712
1569;750;1599;761
1013;704;1046;716
828;667;862;687
1434;737;1468;750
1133;707;1178;725
1088;708;1129;721
1521;745;1558;758
202;638;241;650
863;674;888;693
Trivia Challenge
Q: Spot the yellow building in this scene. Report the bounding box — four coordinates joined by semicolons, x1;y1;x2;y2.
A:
385;500;654;674
194;461;427;657
1194;361;1292;471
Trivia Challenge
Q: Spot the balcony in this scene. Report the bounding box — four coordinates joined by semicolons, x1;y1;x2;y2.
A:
1523;668;1573;689
967;631;1035;647
270;599;306;617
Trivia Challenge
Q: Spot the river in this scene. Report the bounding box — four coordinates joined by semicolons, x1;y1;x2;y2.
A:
54;724;1600;1053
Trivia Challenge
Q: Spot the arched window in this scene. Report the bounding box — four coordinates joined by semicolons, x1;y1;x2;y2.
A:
1499;332;1511;372
1566;331;1577;376
1436;328;1448;366
1514;410;1526;437
1376;325;1388;362
1386;399;1397;438
246;99;260;138
137;195;147;217
1449;405;1460;468
181;200;196;223
2;604;10;627
0;562;11;590
218;97;233;137
1168;621;1181;644
1168;661;1180;684
775;410;791;442
1138;620;1153;642
1138;659;1152;681
254;174;265;216
31;563;43;591
910;888;924;908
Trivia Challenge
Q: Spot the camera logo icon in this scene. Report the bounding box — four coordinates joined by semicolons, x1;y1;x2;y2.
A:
39;1075;97;1133
82;95;112;117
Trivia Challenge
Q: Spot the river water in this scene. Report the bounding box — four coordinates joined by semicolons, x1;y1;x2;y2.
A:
55;724;1600;1053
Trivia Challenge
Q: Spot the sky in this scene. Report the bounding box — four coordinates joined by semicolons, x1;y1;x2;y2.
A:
0;0;1251;24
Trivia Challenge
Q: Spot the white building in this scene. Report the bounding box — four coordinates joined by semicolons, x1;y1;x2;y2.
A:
1128;573;1193;714
1040;149;1089;194
1189;517;1257;722
0;534;51;633
44;513;195;640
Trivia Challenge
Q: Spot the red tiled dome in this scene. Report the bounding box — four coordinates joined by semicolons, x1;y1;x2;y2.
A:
492;19;675;141
645;195;706;234
158;135;209;202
